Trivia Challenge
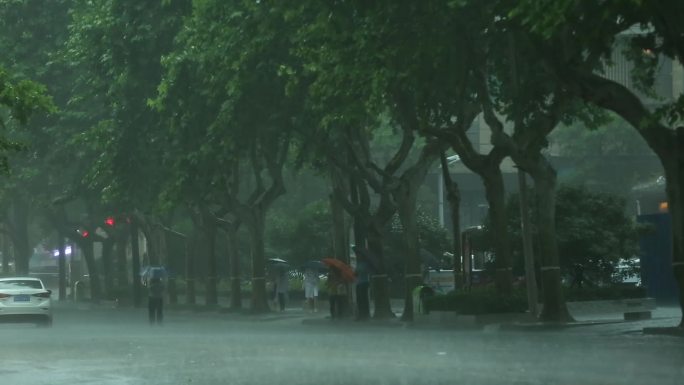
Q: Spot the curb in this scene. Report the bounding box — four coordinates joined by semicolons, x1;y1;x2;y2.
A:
643;326;684;337
499;319;626;331
301;317;404;328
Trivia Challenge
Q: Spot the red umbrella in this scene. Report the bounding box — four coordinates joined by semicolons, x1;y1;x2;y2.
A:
322;258;356;283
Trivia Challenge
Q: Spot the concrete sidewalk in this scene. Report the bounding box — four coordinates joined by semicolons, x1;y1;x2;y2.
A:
53;298;682;334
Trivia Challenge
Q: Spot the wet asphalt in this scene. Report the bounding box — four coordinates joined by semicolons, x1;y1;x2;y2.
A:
0;303;682;385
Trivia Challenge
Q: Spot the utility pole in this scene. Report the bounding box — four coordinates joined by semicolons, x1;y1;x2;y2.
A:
518;168;538;316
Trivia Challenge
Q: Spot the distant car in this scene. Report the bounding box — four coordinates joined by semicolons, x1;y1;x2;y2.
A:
614;258;642;287
0;277;53;327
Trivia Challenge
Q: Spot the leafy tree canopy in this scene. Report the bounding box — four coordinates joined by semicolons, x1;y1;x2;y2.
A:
550;114;662;194
489;186;641;284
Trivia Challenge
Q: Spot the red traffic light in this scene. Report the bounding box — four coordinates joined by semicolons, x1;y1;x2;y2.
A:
105;216;115;227
78;229;90;238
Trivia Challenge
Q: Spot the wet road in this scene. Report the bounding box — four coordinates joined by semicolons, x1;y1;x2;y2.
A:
1;305;682;385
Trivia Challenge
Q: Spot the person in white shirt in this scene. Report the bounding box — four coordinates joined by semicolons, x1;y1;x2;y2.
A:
303;268;320;312
275;270;289;312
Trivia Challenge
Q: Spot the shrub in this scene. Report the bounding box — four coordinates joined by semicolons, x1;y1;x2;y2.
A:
424;288;527;315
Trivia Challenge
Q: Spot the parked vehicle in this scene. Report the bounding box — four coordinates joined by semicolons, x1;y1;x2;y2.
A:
0;277;53;327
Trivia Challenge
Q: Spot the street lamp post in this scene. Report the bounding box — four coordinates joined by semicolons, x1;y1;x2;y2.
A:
438;155;461;227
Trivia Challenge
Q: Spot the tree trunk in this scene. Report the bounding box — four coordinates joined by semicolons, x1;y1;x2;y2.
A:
81;241;102;302
349;177;368;247
331;181;352;315
163;230;178;306
331;188;349;264
397;151;437;321
454;150;512;292
185;233;196;305
397;192;421;321
367;224;394;319
664;156;684;328
227;224;242;310
529;161;571;322
205;224;218;306
12;200;30;276
101;240;115;299
482;169;513;293
130;220;142;307
248;210;269;313
116;236;128;287
518;169;539;315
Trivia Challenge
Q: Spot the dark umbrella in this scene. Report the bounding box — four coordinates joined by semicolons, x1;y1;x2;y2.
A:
300;260;325;272
322;258;356;283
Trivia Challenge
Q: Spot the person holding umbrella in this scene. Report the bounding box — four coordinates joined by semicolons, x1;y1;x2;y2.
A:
303;267;320;312
274;269;289;312
352;246;379;321
267;258;290;311
147;276;165;325
322;258;355;319
326;267;345;319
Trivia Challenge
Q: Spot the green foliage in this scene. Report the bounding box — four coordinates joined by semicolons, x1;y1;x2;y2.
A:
491;185;641;283
386;207;450;266
266;200;333;266
154;0;297;213
512;0;684;125
550;115;661;195
0;68;54;128
0;0;680;306
555;187;640;279
66;0;189;209
424;287;528;314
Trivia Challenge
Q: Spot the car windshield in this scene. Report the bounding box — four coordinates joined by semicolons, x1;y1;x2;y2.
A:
0;280;43;290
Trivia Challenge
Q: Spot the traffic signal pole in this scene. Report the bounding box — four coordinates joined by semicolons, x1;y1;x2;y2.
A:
131;219;142;307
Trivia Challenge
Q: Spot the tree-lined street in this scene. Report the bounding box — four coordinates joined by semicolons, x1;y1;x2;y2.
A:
1;1;684;383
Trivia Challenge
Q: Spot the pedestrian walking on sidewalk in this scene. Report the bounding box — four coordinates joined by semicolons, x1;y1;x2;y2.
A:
147;277;165;325
355;257;371;321
275;270;289;312
303;268;320;312
327;268;346;319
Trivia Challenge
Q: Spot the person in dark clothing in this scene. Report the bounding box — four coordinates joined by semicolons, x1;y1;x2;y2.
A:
148;277;164;324
327;268;345;319
355;258;371;321
571;263;586;288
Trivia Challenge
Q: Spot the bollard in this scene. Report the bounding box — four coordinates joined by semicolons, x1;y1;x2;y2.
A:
73;280;83;301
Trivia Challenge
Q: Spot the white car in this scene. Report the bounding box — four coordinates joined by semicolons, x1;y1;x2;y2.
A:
0;277;53;326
